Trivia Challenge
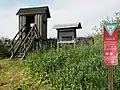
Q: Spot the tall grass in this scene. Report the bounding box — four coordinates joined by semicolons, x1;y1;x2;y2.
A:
15;34;120;90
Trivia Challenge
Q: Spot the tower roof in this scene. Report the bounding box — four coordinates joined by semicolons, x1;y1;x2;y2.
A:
16;6;51;18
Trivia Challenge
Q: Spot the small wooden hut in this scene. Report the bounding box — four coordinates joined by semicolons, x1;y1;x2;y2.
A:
53;22;82;43
9;6;51;59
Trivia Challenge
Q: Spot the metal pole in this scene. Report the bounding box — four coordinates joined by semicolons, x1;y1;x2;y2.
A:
108;66;114;90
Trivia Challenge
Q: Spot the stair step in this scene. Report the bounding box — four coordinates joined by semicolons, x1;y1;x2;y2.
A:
14;55;23;58
14;53;24;58
17;52;24;55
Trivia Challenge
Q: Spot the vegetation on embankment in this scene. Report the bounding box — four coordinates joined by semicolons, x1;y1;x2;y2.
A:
1;34;120;90
13;34;120;90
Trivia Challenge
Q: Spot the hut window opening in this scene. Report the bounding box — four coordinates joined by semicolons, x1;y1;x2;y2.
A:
26;15;35;36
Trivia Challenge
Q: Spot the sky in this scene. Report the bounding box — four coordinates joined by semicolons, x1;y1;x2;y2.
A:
0;0;120;39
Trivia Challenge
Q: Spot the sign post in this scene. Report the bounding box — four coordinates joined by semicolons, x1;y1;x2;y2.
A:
103;23;118;90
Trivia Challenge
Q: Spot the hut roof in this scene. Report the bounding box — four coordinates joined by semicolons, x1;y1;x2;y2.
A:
16;6;51;18
53;22;82;30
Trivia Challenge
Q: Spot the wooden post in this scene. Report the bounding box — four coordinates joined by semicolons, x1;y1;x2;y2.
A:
57;43;59;51
74;38;76;49
108;66;114;90
39;14;42;38
38;41;40;49
45;14;47;39
35;14;39;36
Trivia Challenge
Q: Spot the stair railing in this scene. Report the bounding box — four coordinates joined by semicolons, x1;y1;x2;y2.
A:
10;23;40;59
21;36;36;60
19;24;40;57
34;24;40;38
18;24;38;53
9;24;26;51
13;24;35;55
9;24;26;59
14;24;37;54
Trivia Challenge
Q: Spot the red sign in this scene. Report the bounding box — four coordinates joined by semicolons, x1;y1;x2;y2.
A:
103;23;118;66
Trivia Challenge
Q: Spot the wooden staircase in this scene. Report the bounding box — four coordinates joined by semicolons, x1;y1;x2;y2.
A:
9;24;40;60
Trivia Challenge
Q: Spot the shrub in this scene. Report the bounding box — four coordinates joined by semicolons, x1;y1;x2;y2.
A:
0;37;11;58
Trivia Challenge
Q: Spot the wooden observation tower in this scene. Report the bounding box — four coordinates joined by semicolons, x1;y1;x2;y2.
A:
9;6;51;59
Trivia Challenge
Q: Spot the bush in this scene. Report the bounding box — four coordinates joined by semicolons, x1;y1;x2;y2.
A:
0;37;11;58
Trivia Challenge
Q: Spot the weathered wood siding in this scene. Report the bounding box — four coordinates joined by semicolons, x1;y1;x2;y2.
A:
35;14;42;38
18;13;48;40
19;15;26;39
35;13;47;39
42;13;47;39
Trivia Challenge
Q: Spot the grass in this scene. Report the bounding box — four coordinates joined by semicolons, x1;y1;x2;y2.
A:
0;60;25;90
0;59;52;90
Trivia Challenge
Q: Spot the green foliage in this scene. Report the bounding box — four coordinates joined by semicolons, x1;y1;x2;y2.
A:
18;39;107;90
14;33;120;90
0;37;11;58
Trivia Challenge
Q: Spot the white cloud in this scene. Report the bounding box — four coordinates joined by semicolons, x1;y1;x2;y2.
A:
0;8;17;39
0;2;28;39
0;0;120;39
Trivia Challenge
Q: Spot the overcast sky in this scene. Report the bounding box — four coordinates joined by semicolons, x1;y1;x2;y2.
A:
0;0;120;39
